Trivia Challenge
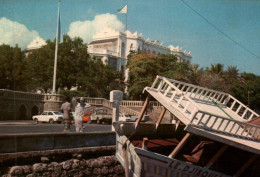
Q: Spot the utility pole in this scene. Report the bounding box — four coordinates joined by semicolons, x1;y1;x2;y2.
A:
52;0;61;94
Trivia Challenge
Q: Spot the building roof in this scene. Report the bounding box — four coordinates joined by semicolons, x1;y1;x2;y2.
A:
88;38;117;45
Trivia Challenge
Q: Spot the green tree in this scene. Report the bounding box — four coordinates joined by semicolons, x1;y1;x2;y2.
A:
0;44;26;90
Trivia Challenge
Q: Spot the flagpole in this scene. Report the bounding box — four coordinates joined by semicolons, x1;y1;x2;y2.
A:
52;0;61;94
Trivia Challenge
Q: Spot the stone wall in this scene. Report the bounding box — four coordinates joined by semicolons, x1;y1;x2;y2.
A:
0;146;124;177
1;156;124;177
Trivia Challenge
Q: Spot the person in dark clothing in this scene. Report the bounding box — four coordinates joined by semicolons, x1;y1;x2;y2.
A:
61;96;71;132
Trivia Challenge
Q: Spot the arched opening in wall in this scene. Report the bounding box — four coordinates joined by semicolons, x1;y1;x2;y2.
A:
121;42;125;58
18;105;27;120
31;105;39;117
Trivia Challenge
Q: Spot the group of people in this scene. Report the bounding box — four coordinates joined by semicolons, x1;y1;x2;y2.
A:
60;96;85;132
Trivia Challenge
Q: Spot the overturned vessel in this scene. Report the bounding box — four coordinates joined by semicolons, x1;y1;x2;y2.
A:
113;75;260;177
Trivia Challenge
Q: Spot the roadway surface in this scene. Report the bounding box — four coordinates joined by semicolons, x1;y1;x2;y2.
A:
0;121;112;135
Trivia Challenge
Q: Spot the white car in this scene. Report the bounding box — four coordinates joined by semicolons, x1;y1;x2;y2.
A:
119;114;149;122
119;113;132;122
32;111;64;124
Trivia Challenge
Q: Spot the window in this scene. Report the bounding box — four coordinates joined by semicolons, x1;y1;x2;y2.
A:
42;112;47;115
48;112;53;115
121;42;125;58
130;43;133;50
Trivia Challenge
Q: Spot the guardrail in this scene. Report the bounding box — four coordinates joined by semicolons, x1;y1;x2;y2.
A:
150;76;203;120
0;89;63;102
151;76;259;122
190;111;260;141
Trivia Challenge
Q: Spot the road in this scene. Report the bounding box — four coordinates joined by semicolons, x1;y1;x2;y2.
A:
0;122;112;135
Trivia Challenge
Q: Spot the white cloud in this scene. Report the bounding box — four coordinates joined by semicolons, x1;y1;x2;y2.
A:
68;13;125;43
0;17;39;49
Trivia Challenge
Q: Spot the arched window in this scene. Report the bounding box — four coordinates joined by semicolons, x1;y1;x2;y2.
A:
137;44;140;51
121;42;125;58
130;43;133;50
19;104;27;120
31;105;39;117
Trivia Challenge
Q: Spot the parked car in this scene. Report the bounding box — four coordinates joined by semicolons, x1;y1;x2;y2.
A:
119;113;132;122
32;111;63;124
128;115;149;122
118;114;149;122
90;109;112;124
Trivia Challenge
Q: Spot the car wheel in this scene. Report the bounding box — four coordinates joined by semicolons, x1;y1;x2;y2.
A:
49;119;54;124
33;118;38;124
96;118;101;124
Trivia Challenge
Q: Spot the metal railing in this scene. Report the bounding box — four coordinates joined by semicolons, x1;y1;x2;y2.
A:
190;111;260;141
150;76;259;122
148;76;260;141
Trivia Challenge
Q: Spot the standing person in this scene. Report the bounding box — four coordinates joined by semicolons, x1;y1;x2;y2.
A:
74;97;85;132
61;96;71;132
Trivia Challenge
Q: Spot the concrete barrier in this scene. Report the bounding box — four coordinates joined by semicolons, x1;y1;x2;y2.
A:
0;132;116;153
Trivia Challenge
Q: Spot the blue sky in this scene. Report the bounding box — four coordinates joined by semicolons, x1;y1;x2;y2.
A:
0;0;260;75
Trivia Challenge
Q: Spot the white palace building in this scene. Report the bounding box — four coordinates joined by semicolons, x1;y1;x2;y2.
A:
88;27;192;71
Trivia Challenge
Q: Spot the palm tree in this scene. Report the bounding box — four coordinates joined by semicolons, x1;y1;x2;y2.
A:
207;63;224;75
226;65;239;78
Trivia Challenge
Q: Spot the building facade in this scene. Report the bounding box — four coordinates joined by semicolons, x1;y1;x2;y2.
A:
88;27;192;72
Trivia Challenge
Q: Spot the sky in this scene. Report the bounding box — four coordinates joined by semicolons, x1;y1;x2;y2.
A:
0;0;260;75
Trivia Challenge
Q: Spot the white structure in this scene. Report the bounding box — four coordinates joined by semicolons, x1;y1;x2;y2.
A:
88;27;192;72
26;36;47;56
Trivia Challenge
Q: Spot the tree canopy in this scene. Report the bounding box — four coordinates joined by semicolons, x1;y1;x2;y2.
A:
127;52;260;110
0;35;122;98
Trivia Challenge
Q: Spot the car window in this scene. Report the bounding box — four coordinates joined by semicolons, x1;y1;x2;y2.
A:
42;112;48;115
48;112;53;115
54;111;63;115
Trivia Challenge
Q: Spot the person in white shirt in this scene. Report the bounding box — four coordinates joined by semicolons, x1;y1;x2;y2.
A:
74;97;85;132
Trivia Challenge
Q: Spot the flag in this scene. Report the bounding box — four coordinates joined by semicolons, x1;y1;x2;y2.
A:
118;5;127;14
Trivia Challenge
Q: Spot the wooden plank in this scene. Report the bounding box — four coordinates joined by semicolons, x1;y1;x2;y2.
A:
234;154;258;177
168;133;191;158
135;95;151;128
205;144;229;168
156;107;166;129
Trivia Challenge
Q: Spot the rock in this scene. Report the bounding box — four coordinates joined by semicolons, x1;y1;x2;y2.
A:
109;166;114;173
8;166;23;175
32;163;43;173
90;159;103;168
114;165;124;174
101;166;109;175
102;156;114;166
23;165;32;174
2;174;12;177
72;159;79;169
41;157;50;163
47;164;54;172
42;172;51;177
67;169;80;176
51;171;60;177
60;160;72;170
83;168;92;176
60;171;67;177
79;160;86;169
53;163;62;172
72;153;82;160
93;168;102;175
